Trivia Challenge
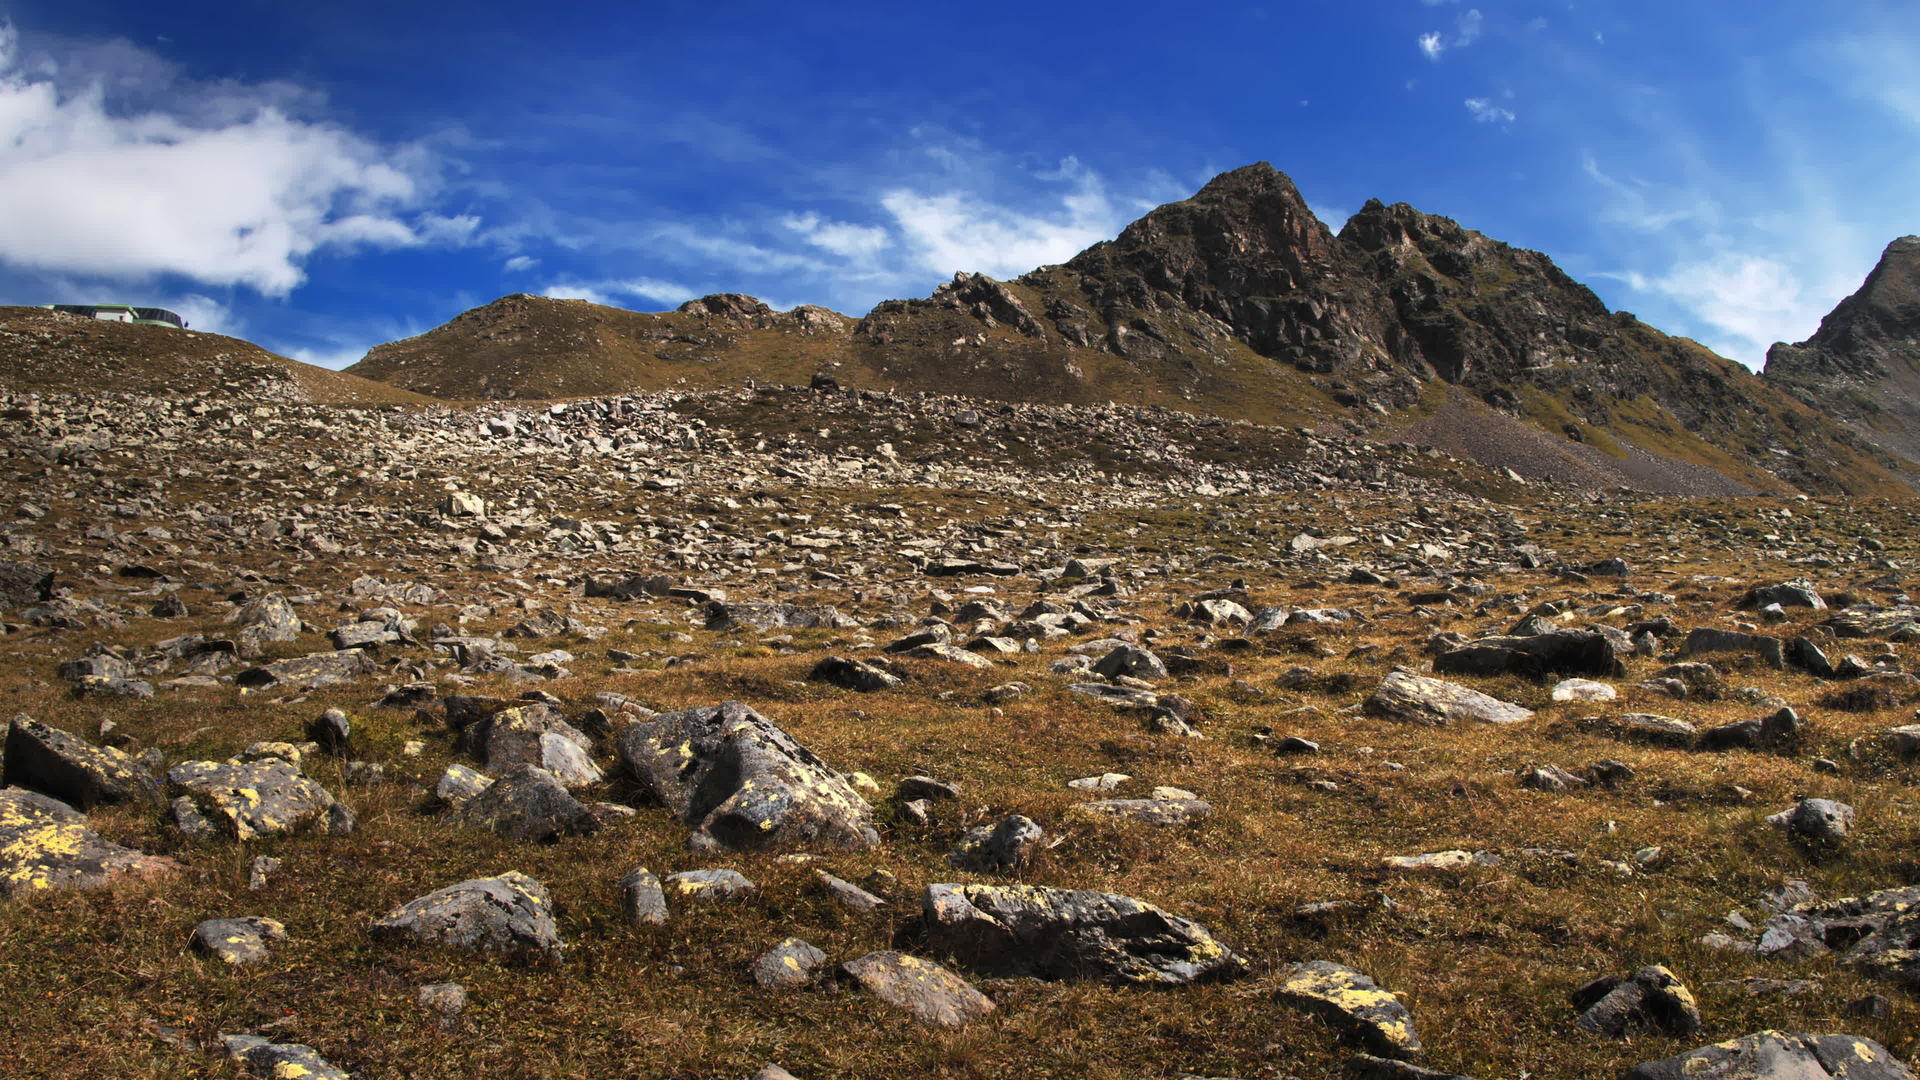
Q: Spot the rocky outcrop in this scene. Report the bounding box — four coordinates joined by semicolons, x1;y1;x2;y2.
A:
371;872;563;961
617;701;878;852
1766;236;1920;464
1625;1031;1914;1080
922;882;1245;985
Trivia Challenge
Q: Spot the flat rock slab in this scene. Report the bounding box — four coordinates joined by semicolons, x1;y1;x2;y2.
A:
192;916;287;965
4;716;161;809
1365;671;1532;726
618;701;878;853
0;788;177;898
840;950;996;1028
1068;797;1213;826
371;871;562;961
705;601;855;632
167;759;352;841
666;868;757;903
220;1035;350;1080
923;882;1246;985
235;649;375;689
1625;1031;1915;1080
1275;960;1422;1060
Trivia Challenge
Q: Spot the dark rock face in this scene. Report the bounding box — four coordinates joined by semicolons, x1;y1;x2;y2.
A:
1433;629;1624;680
1571;965;1702;1038
371;871;562;960
1796;884;1920;990
1766;236;1920;464
1625;1031;1915;1080
0;560;53;608
3;717;161;809
0;788;177;898
921;882;1246;985
617;701;878;852
452;764;600;842
807;656;903;692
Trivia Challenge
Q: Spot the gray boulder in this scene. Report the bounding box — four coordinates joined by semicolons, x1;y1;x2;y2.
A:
371;872;562;961
1625;1032;1914;1080
752;937;828;989
166;759;352;841
922;882;1245;985
948;815;1045;873
1365;670;1532;727
0;788;177;898
1767;798;1855;843
1274;960;1422;1060
1571;965;1702;1037
451;765;599;842
219;1035;349;1080
617;701;877;852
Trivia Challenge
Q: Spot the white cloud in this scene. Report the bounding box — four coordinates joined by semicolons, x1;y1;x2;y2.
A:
1419;9;1483;61
540;277;697;309
0;21;459;296
502;254;539;272
284;344;370;370
1465;97;1515;124
879;169;1123;279
1641;255;1832;367
782;212;891;258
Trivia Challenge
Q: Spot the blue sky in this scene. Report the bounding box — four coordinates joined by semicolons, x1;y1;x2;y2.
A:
0;1;1915;371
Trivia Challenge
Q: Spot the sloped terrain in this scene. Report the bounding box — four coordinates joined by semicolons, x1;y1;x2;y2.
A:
342;166;1914;497
1766;237;1920;466
0;307;430;407
0;379;1917;1079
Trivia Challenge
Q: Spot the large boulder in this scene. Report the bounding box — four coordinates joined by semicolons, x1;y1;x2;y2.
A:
921;882;1245;985
451;765;600;842
1624;1032;1914;1080
371;872;562;961
3;717;161;809
465;705;601;786
1434;629;1624;679
166;759;353;840
1365;671;1532;726
617;701;878;852
0;788;177;898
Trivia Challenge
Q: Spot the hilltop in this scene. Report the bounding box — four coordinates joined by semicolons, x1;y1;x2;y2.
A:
0;307;431;407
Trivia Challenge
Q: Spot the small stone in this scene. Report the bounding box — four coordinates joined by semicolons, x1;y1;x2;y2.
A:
1275;960;1422;1060
619;867;668;925
191;917;286;965
665;868;757;903
839;950;996;1028
1766;798;1854;843
752;937;829;989
816;870;887;912
247;856;280;891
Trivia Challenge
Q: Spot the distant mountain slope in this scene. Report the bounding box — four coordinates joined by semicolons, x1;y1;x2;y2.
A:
1765;236;1920;465
0;307;429;406
346;293;853;400
339;164;1912;495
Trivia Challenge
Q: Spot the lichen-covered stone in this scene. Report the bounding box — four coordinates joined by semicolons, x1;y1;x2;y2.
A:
1274;960;1422;1060
219;1034;350;1080
1624;1031;1915;1080
619;867;669;925
3;716;161;809
235;649;375;690
840;950;996;1027
1571;965;1702;1038
0;788;177;898
617;701;878;852
467;704;601;786
192;916;286;965
752;937;828;989
922;882;1245;985
371;871;562;961
1068;796;1212;826
451;764;599;842
166;758;352;841
665;868;756;903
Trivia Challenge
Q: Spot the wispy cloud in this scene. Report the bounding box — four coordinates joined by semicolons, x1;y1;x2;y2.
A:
540;277;698;309
1464;97;1514;124
1418;7;1483;61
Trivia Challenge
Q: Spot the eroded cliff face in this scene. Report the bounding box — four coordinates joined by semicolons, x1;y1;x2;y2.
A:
1765;237;1920;464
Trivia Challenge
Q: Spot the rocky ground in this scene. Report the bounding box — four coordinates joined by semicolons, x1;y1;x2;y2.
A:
1;380;1917;1079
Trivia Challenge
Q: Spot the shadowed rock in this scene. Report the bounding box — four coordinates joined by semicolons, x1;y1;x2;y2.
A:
948;814;1044;873
219;1035;349;1080
3;716;160;809
452;764;600;842
617;701;878;853
1434;629;1623;680
1571;965;1702;1038
922;882;1245;985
